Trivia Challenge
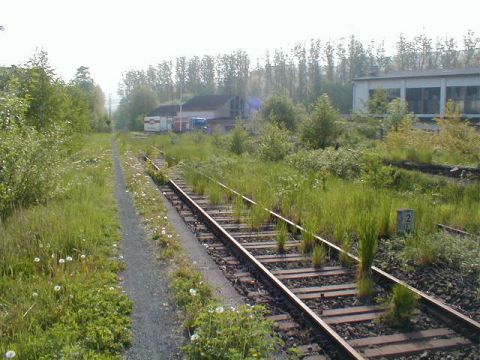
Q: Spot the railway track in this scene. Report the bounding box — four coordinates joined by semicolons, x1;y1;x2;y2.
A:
146;156;480;359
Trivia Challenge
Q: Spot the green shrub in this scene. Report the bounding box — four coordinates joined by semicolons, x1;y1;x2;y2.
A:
287;147;362;180
229;122;249;155
257;123;292;161
145;160;168;185
385;284;419;327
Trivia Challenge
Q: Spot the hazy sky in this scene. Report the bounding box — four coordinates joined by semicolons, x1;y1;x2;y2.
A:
1;0;479;105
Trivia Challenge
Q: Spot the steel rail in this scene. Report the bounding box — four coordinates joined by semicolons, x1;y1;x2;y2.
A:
167;177;364;360
145;154;480;343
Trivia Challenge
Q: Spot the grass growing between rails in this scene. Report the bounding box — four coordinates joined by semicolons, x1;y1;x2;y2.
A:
0;135;132;359
119;144;281;360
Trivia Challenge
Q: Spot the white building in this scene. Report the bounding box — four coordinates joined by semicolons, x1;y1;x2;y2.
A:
144;105;180;132
352;67;480;119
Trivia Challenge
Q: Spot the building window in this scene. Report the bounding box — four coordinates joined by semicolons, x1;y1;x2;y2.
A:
447;86;480;114
406;87;440;114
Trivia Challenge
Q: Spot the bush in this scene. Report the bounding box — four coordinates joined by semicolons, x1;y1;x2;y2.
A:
261;92;297;131
229;122;249;155
257;123;292;161
287;147;362;179
301;94;341;149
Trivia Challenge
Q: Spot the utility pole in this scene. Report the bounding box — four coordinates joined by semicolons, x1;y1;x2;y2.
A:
108;94;112;120
179;86;183;133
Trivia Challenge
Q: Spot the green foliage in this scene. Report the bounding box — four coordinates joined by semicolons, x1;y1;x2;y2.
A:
247;204;270;230
367;89;389;114
361;154;395;188
206;182;225;205
436;100;480;166
385;285;419;327
257;123;292;161
232;197;246;223
357;276;375;298
358;213;378;278
287;147;362;179
311;244;327;267
183;304;280;360
301;94;341;149
384;99;415;132
261;92;297;131
229;122;249;155
402;231;480;271
276;221;288;253
115;85;158;131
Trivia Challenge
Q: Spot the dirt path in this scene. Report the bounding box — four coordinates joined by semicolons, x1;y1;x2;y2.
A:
113;144;183;360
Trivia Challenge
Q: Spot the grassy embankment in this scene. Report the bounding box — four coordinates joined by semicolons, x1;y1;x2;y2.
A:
0;135;131;359
118;135;280;359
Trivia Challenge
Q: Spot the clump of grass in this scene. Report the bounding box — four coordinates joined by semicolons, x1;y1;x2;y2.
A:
358;213;378;278
247;204;270;230
193;177;208;195
145;160;168;185
311;244;327;267
300;230;315;254
206;183;224;205
232;197;246;223
357;276;375;298
340;234;354;266
384;284;420;327
276;221;288;253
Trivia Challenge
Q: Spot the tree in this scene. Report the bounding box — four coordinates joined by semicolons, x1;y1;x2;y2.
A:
367;89;389;115
385;99;414;131
261;92;296;131
301;94;340;149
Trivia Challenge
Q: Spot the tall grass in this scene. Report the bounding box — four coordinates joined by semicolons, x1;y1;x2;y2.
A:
358;213;379;278
276;221;288;253
0;135;131;358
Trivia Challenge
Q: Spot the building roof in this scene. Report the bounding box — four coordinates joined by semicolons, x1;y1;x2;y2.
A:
146;104;180;117
353;67;480;81
182;95;235;111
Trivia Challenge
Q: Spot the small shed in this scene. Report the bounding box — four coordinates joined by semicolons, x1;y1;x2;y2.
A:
144;104;180;132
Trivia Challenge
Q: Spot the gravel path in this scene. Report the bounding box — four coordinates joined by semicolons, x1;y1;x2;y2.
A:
113;144;183;360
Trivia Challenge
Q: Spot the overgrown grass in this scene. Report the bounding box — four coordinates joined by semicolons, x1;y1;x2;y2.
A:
0;135;132;359
311;244;327;267
276;221;288;253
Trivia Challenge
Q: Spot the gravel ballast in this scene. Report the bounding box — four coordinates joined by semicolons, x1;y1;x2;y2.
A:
113;145;183;360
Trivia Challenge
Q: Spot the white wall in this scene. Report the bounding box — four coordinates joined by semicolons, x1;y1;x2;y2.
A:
144;116;172;132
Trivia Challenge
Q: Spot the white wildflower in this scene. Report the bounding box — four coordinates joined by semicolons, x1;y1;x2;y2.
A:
161;230;166;235
54;285;61;292
58;258;65;264
66;256;73;262
5;350;16;359
189;288;197;296
80;254;86;259
215;306;224;314
34;257;40;263
163;216;167;219
113;243;117;248
190;333;199;341
167;234;172;238
109;287;115;291
32;292;38;297
119;255;124;260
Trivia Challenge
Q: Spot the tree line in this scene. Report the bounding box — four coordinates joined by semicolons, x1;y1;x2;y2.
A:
115;31;480;130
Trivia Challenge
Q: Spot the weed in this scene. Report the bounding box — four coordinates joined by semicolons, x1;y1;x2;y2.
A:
357;276;375;298
385;284;420;327
276;221;288;253
206;183;224;205
232;197;246;223
247;204;270;230
340;234;354;266
311;244;327;267
358;213;378;278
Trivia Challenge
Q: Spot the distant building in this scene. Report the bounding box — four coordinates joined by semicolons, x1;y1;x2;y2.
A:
352;67;480;120
144;95;247;133
144;105;180;132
